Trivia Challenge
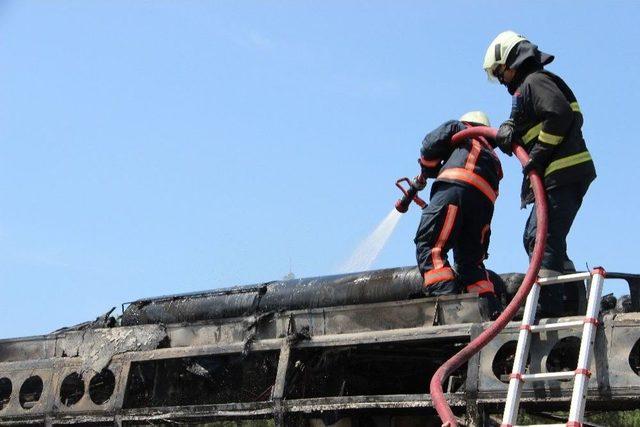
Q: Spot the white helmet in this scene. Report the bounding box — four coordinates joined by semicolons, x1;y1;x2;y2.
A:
459;111;490;127
483;30;527;81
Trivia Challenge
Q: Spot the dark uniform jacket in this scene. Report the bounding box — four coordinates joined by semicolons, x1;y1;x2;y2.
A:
420;120;502;204
509;70;596;205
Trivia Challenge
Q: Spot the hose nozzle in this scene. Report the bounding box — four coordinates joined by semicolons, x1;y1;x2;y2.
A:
395;177;426;213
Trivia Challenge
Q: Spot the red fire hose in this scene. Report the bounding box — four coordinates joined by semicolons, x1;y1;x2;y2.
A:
429;127;548;427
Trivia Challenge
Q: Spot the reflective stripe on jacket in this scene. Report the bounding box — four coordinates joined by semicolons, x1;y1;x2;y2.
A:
510;70;596;205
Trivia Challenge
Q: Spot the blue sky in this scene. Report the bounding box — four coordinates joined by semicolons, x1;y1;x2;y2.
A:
1;1;639;338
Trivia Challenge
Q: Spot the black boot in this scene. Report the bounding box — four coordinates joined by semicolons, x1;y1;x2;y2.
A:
562;260;586;316
538;269;565;318
482;292;503;321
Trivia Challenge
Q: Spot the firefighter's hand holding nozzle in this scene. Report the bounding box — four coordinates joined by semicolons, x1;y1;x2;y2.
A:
394;165;428;213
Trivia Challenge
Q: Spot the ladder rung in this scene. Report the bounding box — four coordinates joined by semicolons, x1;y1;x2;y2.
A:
520;371;574;382
529;320;584;332
537;271;591;285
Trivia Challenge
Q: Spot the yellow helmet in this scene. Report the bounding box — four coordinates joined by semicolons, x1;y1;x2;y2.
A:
459;111;490;127
483;30;527;81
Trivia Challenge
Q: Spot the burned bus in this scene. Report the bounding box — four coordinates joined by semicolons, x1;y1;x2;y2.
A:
1;266;640;426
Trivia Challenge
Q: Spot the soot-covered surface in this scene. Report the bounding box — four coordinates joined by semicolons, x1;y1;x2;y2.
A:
123;351;280;408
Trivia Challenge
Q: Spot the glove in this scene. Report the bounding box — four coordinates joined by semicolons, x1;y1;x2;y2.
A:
495;119;515;156
411;174;426;191
522;158;542;176
418;158;440;179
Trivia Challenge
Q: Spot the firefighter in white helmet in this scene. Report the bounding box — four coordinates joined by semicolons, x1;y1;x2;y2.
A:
411;111;503;319
459;111;490;127
484;31;596;317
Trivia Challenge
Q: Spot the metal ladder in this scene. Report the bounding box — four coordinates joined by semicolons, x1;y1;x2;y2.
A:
500;267;607;427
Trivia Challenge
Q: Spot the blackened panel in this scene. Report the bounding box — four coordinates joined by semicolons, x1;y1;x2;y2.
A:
286;339;468;398
123;351;279;408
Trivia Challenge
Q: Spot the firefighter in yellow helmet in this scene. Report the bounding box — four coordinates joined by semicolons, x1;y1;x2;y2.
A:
484;31;596;317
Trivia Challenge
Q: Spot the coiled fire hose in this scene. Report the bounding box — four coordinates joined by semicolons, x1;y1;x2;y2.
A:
429;127;548;427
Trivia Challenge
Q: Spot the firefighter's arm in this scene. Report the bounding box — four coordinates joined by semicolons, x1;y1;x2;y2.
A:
419;120;463;178
527;75;573;167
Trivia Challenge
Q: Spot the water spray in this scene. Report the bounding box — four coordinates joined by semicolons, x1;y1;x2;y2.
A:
336;165;427;274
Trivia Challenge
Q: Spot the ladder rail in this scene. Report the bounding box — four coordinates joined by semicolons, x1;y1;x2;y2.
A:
567;268;606;424
501;282;542;426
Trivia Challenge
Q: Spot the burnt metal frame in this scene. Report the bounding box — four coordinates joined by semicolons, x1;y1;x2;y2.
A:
1;274;640;426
